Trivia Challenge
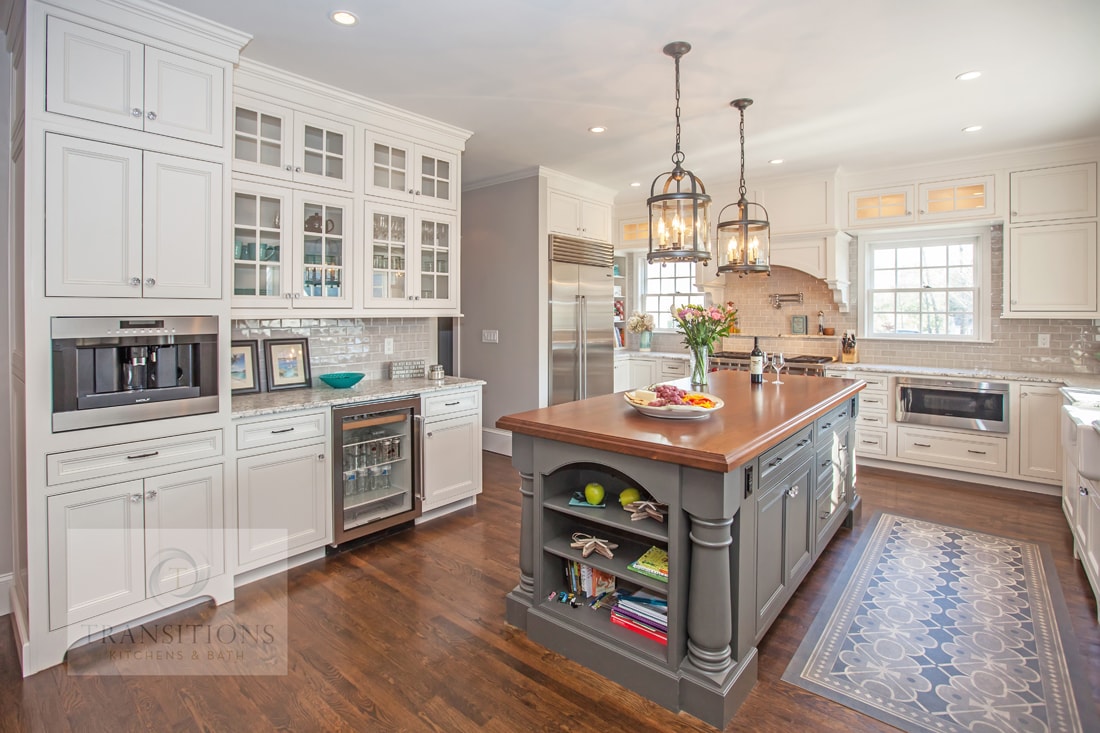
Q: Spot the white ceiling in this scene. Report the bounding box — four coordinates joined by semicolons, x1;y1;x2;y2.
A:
161;0;1100;199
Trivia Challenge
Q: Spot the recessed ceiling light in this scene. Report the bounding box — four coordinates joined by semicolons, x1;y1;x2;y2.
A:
588;126;607;134
955;70;982;81
330;10;358;26
769;159;784;165
962;125;983;133
630;182;641;187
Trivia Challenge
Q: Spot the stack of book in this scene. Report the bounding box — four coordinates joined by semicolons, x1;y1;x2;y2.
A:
565;560;616;597
610;591;668;645
627;546;668;583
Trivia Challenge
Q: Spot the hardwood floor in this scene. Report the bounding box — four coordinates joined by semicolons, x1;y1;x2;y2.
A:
1;454;1097;732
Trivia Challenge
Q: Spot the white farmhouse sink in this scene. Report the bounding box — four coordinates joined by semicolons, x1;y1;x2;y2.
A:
1063;404;1100;480
1061;387;1100;409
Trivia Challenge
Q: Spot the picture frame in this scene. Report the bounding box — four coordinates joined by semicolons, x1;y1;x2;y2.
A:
264;338;312;391
230;340;260;395
791;315;808;335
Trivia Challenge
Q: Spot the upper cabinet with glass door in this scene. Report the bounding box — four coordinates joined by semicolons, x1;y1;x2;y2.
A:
364;130;459;211
232;96;354;191
364;201;457;310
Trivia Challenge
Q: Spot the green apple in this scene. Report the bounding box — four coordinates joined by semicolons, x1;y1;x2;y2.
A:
619;487;641;506
584;482;605;505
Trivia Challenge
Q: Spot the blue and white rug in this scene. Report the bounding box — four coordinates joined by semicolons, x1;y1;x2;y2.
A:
782;512;1099;732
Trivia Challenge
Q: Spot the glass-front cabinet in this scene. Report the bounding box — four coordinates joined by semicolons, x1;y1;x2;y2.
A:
364;130;458;211
233;97;354;191
365;201;456;310
231;183;352;309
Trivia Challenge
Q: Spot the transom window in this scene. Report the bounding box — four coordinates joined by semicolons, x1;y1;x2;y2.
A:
643;260;704;330
860;229;990;341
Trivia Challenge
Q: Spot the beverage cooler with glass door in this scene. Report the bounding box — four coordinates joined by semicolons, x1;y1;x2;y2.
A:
332;397;421;545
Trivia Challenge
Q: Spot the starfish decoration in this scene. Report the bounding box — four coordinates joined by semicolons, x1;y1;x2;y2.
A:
624;500;668;523
570;532;618;559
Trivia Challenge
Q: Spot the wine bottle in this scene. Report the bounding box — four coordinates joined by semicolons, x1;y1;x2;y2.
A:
750;337;764;384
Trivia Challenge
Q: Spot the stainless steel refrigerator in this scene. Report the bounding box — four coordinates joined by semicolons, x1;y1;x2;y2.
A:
549;235;615;405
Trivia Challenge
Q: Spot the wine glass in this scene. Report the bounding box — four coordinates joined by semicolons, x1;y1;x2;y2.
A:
770;352;785;384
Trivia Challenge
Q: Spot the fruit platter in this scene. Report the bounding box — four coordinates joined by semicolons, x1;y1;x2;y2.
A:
624;384;724;419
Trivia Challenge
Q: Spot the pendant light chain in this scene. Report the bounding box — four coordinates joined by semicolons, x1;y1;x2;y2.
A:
672;53;684;166
738;105;747;199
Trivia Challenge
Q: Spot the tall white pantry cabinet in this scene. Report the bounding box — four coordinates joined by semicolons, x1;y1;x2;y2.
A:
3;0;249;675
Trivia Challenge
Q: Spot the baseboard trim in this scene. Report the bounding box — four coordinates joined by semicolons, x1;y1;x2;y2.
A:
483;427;511;456
0;572;12;616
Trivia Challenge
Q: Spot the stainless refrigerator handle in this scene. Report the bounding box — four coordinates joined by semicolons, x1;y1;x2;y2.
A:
413;414;425;501
580;294;588;399
575;295;584;400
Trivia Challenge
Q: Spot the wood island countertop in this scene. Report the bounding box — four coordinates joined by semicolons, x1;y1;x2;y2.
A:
496;370;865;473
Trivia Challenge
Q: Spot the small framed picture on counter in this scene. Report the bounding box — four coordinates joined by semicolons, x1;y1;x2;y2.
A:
230;340;260;394
264;338;312;391
790;315;808;335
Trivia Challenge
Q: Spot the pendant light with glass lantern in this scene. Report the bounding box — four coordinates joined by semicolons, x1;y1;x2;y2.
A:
646;42;712;265
717;98;771;276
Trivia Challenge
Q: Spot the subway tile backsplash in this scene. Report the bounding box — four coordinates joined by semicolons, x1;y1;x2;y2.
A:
692;225;1100;375
232;317;433;391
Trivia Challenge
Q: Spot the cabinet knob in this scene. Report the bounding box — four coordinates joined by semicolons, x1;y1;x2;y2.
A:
1012;211;1018;216
293;292;302;299
144;277;156;287
146;111;157;121
1081;486;1090;497
146;490;158;500
130;494;142;503
295;166;302;173
787;485;800;498
906;210;912;215
426;432;433;438
317;454;325;461
286;165;293;171
129;277;141;287
131;108;142;118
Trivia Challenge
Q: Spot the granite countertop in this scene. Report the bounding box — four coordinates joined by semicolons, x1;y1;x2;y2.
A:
615;349;690;360
232;376;486;419
823;362;1100;389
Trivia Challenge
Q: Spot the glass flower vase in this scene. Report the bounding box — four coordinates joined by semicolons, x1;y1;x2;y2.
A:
689;342;709;388
639;330;652;351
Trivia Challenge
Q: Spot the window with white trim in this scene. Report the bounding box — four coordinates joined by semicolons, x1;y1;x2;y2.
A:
859;228;990;341
643;260;704;330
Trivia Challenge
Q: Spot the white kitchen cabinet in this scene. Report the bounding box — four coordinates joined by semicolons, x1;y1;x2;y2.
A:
627;357;657;389
421;388;483;514
916;176;994;221
761;178;833;235
848;185;915;227
236;442;329;568
45;134;222;298
233;97;354;191
827;369;888;457
659;357;689;380
365;130;458;211
1018;385;1063;483
548;189;611;242
896;426;1007;473
1085;482;1100;601
364;200;457;310
1004;222;1097;317
47;463;224;630
613;358;629;392
46;16;224;146
1009;163;1097;224
291;189;354;308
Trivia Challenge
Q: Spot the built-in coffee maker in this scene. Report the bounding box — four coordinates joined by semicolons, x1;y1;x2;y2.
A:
51;316;219;432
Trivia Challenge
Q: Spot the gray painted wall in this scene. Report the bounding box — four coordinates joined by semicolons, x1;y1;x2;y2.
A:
1;42;12;579
460;176;543;429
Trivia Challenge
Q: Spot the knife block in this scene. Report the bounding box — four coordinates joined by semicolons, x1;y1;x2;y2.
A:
841;347;859;364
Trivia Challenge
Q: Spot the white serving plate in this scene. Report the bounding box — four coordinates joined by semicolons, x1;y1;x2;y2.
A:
624;390;724;419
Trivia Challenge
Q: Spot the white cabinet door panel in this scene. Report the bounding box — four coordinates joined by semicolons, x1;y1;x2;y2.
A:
1019;386;1063;482
45;134;143;297
144;47;223;146
46;17;143;131
237;444;328;566
422;413;482;511
1007;223;1097;314
143;153;222;298
144;465;225;598
48;480;145;630
1010;163;1098;223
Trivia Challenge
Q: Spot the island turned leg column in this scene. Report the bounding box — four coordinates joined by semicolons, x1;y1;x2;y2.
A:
505;435;535;628
685;514;733;673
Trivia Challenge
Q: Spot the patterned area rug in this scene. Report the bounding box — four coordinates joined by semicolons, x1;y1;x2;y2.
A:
782;512;1099;732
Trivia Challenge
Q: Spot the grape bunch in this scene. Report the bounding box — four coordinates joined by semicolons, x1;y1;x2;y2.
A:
648;384;687;407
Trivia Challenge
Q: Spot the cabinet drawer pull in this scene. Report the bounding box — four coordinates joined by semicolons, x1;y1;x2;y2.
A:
838;411;847;418
967;449;987;455
787;485;800;498
913;442;932;448
1080;486;1089;497
860;439;877;445
145;490;157;500
864;398;881;404
126;450;160;460
270;427;296;434
444;401;461;406
771;456;784;467
797;439;809;447
821;459;831;468
821;422;832;429
131;493;142;503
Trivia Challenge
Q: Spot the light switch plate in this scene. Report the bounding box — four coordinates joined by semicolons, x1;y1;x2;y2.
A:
482;329;499;343
1037;333;1050;348
384;337;394;354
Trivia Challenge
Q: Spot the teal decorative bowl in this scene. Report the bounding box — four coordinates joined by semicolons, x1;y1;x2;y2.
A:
318;372;365;389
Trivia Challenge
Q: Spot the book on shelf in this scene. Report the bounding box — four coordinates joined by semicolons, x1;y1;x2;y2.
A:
564;560;616;597
627;546;668;583
610;611;668;645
